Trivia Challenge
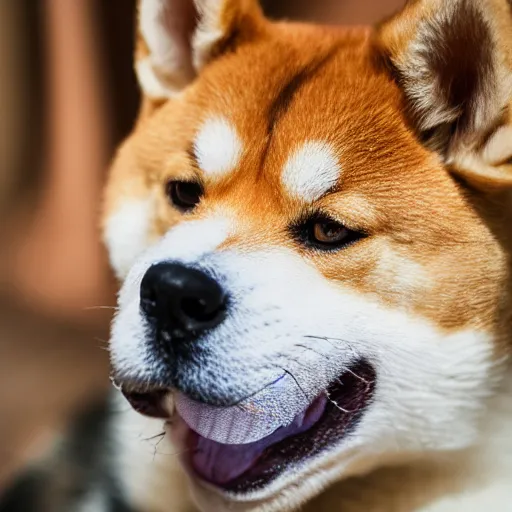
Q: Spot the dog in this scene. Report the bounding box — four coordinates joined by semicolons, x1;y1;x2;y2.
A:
3;0;512;511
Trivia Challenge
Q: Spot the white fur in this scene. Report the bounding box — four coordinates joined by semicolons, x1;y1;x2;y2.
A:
482;125;512;165
372;246;431;305
110;296;154;383
193;0;225;69
110;214;231;381
281;141;341;202
135;58;175;99
103;198;155;280
139;0;184;98
140;0;177;72
110;393;192;512
138;0;228;98
109;376;512;512
193;117;243;177
185;248;495;507
420;373;512;512
110;209;499;511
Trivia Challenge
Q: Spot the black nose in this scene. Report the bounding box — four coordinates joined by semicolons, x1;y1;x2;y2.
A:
140;262;227;340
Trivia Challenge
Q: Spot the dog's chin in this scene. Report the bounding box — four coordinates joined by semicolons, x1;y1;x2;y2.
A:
121;360;375;507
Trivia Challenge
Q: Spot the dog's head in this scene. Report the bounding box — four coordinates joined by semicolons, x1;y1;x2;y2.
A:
104;0;512;510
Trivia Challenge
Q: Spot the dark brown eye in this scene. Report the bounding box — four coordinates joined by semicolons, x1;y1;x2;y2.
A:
290;214;365;250
166;181;203;211
313;220;349;244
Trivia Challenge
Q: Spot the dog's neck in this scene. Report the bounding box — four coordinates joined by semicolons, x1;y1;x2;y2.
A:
306;366;512;512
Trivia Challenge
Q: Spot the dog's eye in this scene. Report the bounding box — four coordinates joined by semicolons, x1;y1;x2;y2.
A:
292;215;365;250
166;181;203;211
313;220;350;244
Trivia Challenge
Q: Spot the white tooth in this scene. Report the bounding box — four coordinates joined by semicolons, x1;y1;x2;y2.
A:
175;374;311;445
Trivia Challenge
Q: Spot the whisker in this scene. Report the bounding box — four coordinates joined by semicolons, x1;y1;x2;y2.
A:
143;431;165;443
83;305;119;311
323;390;361;414
283;355;309;369
95;337;110;350
304;337;359;361
300;338;376;400
295;343;331;360
110;375;123;391
281;367;310;403
152;433;167;460
303;335;344;352
304;335;335;342
344;366;371;386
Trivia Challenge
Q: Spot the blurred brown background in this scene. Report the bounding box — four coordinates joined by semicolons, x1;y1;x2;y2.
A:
0;0;403;499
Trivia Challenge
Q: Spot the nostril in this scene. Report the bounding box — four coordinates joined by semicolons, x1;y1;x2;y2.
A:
181;296;226;323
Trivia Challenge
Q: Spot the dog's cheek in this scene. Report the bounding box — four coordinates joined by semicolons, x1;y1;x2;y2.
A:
104;196;156;280
110;296;154;379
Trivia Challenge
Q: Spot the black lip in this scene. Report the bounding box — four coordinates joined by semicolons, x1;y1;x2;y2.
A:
121;388;170;419
186;359;376;494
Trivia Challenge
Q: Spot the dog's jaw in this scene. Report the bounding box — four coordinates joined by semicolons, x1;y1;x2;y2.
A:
110;369;512;512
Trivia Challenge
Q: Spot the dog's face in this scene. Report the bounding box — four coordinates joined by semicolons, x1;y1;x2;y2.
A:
104;0;512;510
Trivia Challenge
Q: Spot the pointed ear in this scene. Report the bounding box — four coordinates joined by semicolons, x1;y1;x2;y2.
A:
376;0;512;189
135;0;264;100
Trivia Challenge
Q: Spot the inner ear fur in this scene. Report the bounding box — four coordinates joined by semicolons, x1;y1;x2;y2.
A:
376;0;512;189
135;0;264;101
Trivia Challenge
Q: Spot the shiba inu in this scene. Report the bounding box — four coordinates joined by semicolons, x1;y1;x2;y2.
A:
4;0;512;511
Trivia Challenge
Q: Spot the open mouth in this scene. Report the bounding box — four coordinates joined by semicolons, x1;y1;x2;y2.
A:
121;359;375;494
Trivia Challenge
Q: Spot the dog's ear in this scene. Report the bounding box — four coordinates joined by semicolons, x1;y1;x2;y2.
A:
377;0;512;189
135;0;264;100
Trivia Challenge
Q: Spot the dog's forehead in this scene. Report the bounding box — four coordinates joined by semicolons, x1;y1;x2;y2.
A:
159;25;435;200
137;28;412;192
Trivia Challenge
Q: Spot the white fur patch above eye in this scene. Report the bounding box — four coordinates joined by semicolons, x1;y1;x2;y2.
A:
193;117;242;177
281;141;341;202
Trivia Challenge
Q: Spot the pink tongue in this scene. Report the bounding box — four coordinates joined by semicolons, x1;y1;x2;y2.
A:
175;374;313;445
188;395;327;486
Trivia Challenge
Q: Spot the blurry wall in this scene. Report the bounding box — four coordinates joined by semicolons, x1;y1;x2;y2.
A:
0;2;29;211
0;0;138;491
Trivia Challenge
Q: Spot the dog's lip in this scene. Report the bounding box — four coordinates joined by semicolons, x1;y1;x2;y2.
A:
117;360;376;494
120;387;171;419
117;372;294;421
